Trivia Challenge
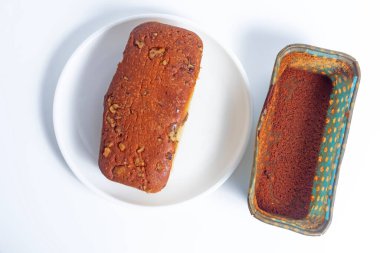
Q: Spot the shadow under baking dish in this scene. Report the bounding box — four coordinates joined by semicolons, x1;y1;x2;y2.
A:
248;44;360;235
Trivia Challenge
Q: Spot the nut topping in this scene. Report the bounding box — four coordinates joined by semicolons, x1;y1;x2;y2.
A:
106;116;116;127
156;163;163;172
134;157;145;167
109;104;120;114
136;146;145;153
113;165;126;176
149;47;165;59
103;147;111;157
118;143;126;151
134;40;144;49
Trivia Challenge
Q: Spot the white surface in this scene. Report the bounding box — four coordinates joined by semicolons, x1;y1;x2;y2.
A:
54;14;251;206
0;0;379;252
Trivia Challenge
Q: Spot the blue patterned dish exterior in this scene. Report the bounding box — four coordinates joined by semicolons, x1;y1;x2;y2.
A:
248;44;360;235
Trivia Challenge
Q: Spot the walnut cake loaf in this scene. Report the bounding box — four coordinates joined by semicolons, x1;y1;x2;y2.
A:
98;22;203;193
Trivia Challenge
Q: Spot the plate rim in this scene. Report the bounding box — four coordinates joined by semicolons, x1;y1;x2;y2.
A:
53;13;253;207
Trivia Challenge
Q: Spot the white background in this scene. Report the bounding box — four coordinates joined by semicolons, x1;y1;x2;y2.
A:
1;0;379;252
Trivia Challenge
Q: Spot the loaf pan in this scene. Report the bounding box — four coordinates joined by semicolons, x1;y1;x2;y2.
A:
248;44;360;235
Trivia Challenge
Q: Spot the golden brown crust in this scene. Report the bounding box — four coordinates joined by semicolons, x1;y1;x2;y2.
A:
98;22;203;193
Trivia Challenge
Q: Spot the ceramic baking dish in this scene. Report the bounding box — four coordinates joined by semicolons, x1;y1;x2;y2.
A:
248;44;360;235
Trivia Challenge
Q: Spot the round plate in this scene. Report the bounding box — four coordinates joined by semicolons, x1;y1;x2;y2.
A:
54;14;251;206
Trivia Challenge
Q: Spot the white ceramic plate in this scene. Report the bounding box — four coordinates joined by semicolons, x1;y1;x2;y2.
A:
54;14;251;206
